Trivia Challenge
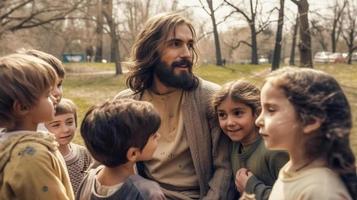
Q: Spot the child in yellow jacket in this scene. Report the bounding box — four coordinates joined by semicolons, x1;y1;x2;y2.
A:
0;53;74;200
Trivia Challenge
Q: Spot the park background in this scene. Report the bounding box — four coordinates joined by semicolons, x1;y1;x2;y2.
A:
1;0;357;155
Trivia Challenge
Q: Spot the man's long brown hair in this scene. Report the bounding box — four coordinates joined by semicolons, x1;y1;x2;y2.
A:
126;12;198;94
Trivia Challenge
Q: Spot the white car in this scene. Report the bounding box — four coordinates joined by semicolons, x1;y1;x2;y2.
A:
314;51;332;63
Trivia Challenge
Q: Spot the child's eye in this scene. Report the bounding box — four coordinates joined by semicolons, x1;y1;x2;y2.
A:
233;110;244;117
267;107;275;112
51;124;60;128
66;121;74;126
217;112;227;119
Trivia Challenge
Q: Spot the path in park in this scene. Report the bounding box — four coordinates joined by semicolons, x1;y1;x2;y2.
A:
67;66;129;76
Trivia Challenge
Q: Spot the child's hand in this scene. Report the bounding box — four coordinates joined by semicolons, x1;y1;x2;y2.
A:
235;168;253;193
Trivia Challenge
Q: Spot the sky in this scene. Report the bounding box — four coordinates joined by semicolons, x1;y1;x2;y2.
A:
175;0;353;31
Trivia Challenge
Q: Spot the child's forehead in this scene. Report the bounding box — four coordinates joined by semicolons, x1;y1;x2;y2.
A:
53;113;75;120
261;81;286;100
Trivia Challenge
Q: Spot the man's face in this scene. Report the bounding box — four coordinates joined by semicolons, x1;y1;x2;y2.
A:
154;23;196;90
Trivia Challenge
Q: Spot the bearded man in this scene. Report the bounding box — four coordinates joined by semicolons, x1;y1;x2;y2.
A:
115;12;234;200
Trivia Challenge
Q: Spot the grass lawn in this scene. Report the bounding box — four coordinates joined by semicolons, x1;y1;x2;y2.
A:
64;62;357;157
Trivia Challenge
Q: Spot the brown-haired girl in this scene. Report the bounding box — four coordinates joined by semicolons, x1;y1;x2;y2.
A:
212;80;288;199
256;67;357;199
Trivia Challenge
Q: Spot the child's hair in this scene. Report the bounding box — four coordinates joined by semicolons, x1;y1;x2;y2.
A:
54;98;77;126
0;53;57;129
266;66;357;197
80;98;161;167
211;80;261;116
17;49;65;78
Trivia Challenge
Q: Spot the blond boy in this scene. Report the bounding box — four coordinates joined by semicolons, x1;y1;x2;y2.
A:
0;54;74;199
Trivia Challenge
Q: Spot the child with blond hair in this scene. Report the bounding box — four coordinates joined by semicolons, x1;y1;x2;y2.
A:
256;67;357;199
17;49;66;131
0;54;74;199
45;98;92;194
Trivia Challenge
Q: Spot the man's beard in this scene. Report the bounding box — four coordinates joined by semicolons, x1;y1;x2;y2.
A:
154;59;197;91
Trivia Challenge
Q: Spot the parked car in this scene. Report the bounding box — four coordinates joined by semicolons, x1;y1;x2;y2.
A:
329;53;346;63
314;51;332;63
258;56;269;64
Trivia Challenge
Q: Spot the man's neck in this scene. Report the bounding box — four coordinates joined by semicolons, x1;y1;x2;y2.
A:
151;75;177;95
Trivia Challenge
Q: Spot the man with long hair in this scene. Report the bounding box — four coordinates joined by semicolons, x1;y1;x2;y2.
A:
115;12;233;200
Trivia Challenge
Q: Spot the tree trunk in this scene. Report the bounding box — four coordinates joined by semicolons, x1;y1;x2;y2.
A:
208;1;223;66
331;24;337;53
103;0;122;74
295;0;313;68
331;0;347;53
250;24;258;64
95;0;103;62
272;0;285;70
289;15;299;66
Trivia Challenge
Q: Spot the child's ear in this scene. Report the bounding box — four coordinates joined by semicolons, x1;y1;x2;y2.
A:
126;147;140;162
303;117;322;135
13;100;29;116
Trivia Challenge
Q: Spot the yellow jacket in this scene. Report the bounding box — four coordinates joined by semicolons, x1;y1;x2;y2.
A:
0;131;74;200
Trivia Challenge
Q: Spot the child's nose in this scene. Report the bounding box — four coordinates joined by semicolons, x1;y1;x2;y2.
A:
227;116;235;126
255;113;263;127
61;125;70;133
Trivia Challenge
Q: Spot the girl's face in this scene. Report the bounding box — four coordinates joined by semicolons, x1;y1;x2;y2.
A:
217;97;258;145
45;113;76;146
255;81;304;152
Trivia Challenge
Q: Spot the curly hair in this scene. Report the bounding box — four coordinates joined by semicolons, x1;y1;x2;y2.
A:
267;66;357;198
126;12;198;94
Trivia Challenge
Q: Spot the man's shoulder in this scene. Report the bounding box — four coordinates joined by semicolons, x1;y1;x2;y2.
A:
190;78;220;100
114;88;136;99
197;78;220;92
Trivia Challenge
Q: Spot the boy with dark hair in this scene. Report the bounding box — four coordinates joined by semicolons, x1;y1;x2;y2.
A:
77;98;165;200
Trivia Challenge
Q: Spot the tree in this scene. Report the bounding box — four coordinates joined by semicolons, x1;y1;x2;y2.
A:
291;0;313;68
102;0;122;74
330;0;347;53
224;0;271;64
198;0;223;66
310;19;328;51
271;0;285;70
0;0;86;38
341;1;357;64
95;0;103;62
289;15;299;66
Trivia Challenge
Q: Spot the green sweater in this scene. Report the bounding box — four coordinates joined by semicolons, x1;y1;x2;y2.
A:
231;137;288;200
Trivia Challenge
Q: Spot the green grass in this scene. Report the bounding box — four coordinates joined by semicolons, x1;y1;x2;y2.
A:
64;62;357;157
